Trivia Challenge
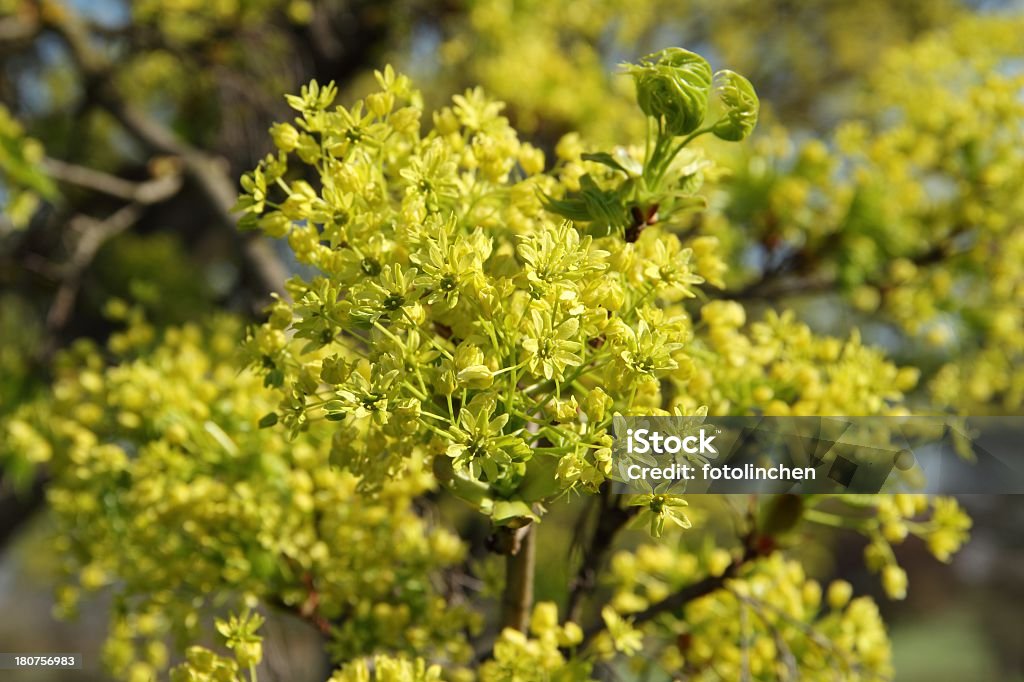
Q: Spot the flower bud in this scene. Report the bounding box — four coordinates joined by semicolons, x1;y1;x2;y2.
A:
707;548;732;577
827;580;854;609
259;211;292;238
435;365;457;395
457;365;493;389
555;132;583;161
552;396;579;422
366;91;394;118
583;388;612;423
559;621;583;647
184;646;216;673
320;355;352;385
882;564;908;600
529;602;559;636
270;122;299;152
518;143;546;176
235;641;262;668
390;107;421;134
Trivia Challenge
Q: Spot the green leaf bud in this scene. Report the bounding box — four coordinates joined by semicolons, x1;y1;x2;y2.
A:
710;70;759;141
626;48;713;136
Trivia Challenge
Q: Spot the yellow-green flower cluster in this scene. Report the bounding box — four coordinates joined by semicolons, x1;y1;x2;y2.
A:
236;64;920;542
801;495;971;602
170;644;249;682
0;312;472;678
2;33;995;681
235;68;743;518
431;0;959;143
329;654;446;682
698;15;1024;415
170;609;267;682
479;603;591;682
866;495;970;595
843;17;1024;373
132;0;313;46
607;548;893;680
683;307;919;416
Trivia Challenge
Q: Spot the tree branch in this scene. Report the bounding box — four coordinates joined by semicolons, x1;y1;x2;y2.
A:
44;205;138;333
579;542;763;650
41;157;182;203
724;270;835;302
40;159;185;335
565;484;639;623
38;0;288;296
498;523;536;632
719;227;971;303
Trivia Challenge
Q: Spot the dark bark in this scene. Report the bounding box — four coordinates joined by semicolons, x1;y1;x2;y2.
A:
0;475;46;552
565;485;639;623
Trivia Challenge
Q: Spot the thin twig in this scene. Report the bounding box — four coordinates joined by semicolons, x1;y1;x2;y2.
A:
771;623;801;681
42;157;182;203
40;158;184;335
46;205;142;332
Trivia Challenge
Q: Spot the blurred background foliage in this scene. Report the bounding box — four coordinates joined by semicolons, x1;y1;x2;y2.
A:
1;0;1023;680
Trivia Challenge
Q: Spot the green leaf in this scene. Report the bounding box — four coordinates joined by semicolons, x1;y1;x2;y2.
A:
660;193;708;218
491;499;540;524
516;453;562;502
579;175;630;230
581;152;628;174
541;192;595;222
